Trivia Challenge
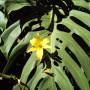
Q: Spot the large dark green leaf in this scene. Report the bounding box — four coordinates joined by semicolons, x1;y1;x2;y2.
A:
73;0;90;9
0;11;7;31
51;28;90;90
20;53;37;83
0;21;21;58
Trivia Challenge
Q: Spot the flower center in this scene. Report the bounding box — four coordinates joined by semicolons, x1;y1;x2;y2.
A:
36;43;43;48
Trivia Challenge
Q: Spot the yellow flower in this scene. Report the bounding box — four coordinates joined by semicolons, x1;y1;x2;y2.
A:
27;33;51;60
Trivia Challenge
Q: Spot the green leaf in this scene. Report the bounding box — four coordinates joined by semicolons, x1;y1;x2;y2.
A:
0;21;21;58
20;53;37;83
6;2;30;14
73;0;90;10
2;31;35;73
38;76;57;90
1;21;20;42
60;50;90;90
51;27;90;89
70;10;90;27
0;11;7;30
41;11;52;30
0;0;6;5
53;65;74;90
61;17;90;80
27;64;43;90
62;16;90;46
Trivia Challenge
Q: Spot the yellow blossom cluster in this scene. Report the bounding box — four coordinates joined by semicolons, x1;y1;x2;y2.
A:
27;33;50;60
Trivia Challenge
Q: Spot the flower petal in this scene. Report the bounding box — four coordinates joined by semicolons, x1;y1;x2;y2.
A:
27;47;36;53
36;48;43;60
30;38;37;46
43;45;51;49
42;38;49;45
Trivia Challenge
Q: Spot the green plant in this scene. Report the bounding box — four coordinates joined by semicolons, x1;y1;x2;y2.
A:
0;0;90;90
